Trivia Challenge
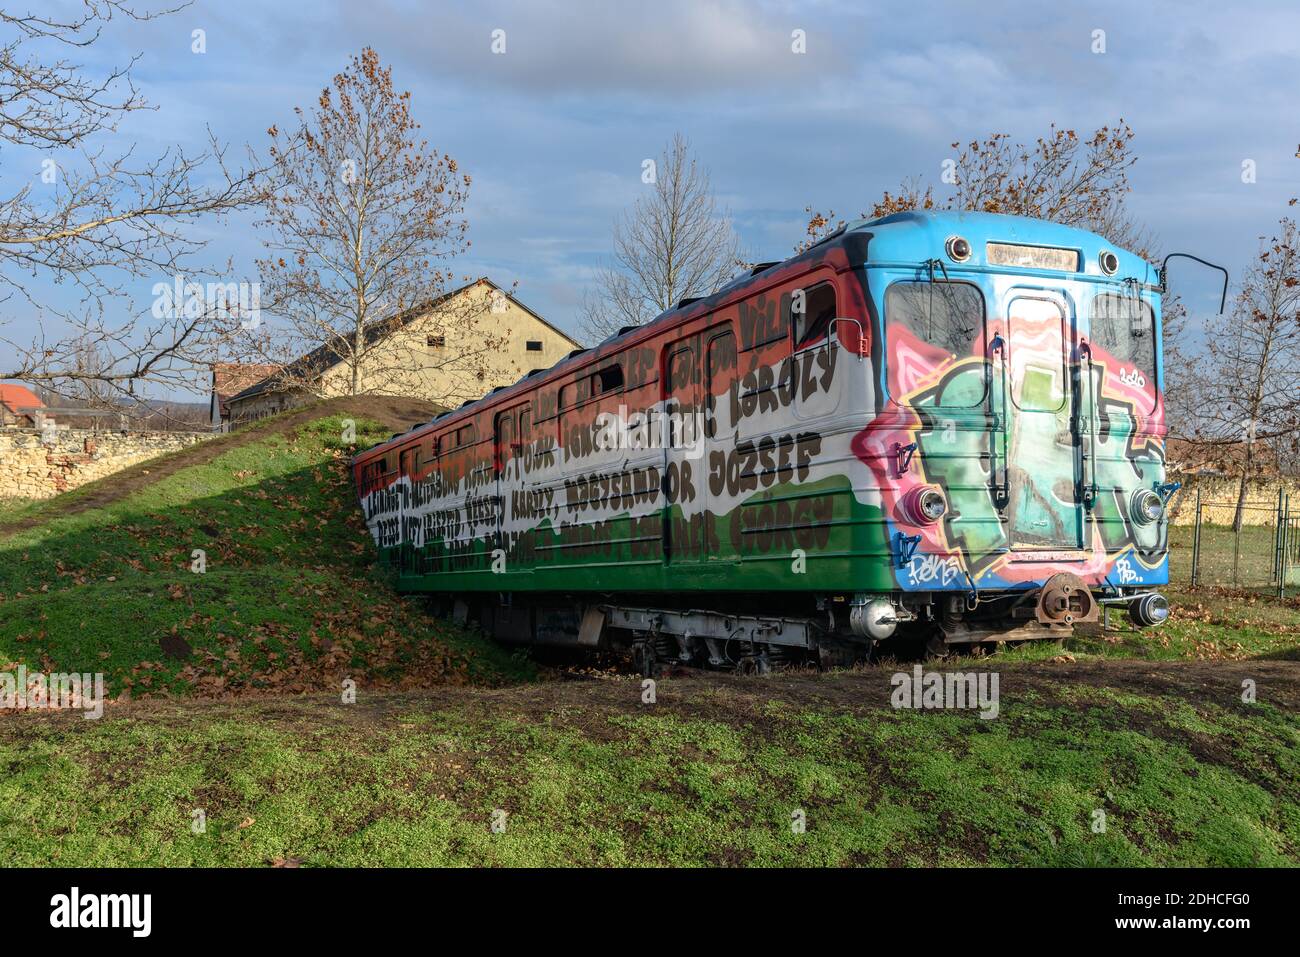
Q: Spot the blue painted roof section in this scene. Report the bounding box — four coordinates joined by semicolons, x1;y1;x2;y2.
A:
842;210;1156;283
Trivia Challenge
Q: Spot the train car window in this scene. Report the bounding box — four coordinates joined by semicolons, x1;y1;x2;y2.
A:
666;347;697;448
792;282;837;347
454;424;474;449
1008;296;1068;413
706;331;736;438
667;348;693;393
558;380;580;442
518;408;532;467
887;280;987;408
1091;293;1157;409
887;280;985;357
591;363;624;396
707;332;736;389
494;411;515;473
739;292;788;351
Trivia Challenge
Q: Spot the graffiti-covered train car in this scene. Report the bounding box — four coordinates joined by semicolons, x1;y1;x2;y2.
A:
352;211;1178;671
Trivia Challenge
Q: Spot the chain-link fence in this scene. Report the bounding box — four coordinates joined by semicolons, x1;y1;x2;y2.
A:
1168;488;1298;595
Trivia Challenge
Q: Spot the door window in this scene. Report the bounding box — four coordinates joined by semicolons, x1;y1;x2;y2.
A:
1008;297;1067;413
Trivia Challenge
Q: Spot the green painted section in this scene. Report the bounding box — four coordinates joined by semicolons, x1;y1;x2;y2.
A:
381;474;896;595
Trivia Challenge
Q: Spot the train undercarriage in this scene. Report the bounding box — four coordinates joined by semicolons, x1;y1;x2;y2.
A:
443;573;1169;675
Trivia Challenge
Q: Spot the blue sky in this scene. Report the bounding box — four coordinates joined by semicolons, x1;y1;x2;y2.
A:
6;0;1300;394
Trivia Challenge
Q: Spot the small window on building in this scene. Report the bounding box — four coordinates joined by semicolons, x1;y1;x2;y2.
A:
526;340;543;351
427;335;446;348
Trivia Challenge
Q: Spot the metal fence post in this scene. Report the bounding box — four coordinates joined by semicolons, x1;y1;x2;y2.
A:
1282;496;1292;600
1274;487;1285;583
1233;511;1242;586
1191;485;1202;588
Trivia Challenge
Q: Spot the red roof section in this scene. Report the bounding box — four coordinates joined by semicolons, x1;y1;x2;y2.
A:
211;363;281;417
0;384;44;415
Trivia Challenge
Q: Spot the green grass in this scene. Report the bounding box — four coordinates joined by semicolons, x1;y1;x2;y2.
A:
1;674;1295;866
970;588;1300;665
1;407;1297;867
0;412;532;696
0;497;37;526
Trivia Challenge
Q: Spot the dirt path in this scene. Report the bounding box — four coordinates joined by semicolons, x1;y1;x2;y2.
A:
0;396;438;537
10;658;1296;732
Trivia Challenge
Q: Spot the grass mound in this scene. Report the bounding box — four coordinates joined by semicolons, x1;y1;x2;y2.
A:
0;403;532;700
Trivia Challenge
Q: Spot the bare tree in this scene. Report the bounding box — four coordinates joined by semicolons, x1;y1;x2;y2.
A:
248;48;508;403
802;122;1147;254
0;2;264;400
1195;218;1300;526
580;133;742;343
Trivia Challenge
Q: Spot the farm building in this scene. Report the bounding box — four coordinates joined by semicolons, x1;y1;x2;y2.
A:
210;362;282;430
225;278;576;426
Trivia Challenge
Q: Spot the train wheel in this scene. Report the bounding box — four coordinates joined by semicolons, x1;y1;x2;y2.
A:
632;641;659;678
923;634;951;661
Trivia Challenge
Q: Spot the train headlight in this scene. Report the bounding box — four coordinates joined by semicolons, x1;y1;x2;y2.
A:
1099;249;1119;275
903;485;947;525
1130;488;1164;525
1129;592;1169;627
946;236;971;263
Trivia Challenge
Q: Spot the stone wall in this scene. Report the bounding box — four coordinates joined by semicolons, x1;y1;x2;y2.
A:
0;428;212;499
1167;472;1300;526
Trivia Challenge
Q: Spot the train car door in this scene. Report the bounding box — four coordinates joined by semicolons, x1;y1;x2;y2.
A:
705;327;740;563
494;407;518;565
399;445;419;576
791;278;844;422
663;341;702;564
1002;292;1085;550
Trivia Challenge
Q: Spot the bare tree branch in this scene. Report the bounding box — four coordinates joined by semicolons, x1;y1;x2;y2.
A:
1191;218;1300;521
0;1;265;398
580;133;743;344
